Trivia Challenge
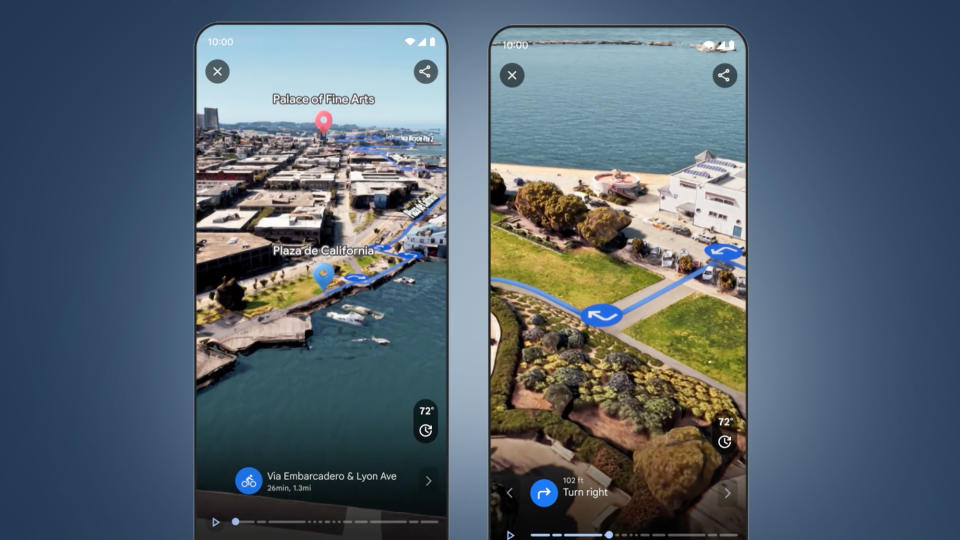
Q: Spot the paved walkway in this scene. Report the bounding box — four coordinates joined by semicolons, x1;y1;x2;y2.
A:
611;280;695;330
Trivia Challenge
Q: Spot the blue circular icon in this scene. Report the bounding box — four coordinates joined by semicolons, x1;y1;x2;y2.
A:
530;478;559;508
580;303;623;327
343;273;371;284
235;467;262;495
704;243;743;262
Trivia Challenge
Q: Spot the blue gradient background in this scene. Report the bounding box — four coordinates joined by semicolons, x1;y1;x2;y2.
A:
0;2;956;540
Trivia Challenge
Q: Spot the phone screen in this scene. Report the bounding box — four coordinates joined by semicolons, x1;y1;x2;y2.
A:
489;27;746;539
195;23;447;539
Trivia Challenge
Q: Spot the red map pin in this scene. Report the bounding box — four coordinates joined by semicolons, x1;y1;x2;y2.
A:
314;110;332;136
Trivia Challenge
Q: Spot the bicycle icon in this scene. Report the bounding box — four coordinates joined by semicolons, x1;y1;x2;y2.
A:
235;467;262;495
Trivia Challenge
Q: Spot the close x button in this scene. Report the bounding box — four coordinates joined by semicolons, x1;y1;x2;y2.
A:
414;398;438;443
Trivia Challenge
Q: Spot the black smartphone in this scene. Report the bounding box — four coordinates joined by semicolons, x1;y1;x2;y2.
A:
489;26;747;539
195;23;448;539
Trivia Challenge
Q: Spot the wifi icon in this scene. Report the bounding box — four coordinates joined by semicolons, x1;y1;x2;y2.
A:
404;37;416;46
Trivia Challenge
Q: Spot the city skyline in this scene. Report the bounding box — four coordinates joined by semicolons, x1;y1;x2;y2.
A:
197;25;446;127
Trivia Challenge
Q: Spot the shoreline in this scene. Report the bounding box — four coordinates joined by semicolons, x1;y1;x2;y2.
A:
196;259;433;388
491;162;671;186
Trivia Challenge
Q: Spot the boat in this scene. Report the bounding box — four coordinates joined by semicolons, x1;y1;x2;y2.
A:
371;336;391;345
326;311;365;326
393;276;416;285
352;338;368;342
342;304;385;320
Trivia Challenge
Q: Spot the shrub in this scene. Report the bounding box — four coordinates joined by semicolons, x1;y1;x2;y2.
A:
522;327;546;342
607;371;635;392
554;366;589;387
517;367;547;389
541;331;565;352
558;350;589;364
490;296;521;408
521;346;546;362
544;384;574;414
560;327;585;348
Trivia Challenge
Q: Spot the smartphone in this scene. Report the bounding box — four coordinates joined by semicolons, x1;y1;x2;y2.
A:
489;26;747;539
195;23;447;539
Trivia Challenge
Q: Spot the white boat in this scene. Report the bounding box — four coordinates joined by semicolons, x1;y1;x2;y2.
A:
393;276;416;285
716;40;736;52
326;311;365;326
352;338;368;342
342;304;385;320
371;336;391;345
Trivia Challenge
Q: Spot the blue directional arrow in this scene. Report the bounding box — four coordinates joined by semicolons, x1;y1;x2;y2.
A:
343;273;372;284
704;243;743;262
580;304;624;327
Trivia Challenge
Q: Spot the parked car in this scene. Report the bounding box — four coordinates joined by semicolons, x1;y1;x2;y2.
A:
702;266;715;282
588;199;608;207
693;232;718;244
737;275;747;295
671;225;692;236
647;246;662;262
513;178;525;186
661;249;675;268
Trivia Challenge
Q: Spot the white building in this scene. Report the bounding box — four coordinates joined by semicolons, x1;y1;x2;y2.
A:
196;209;258;231
401;222;447;258
658;151;747;240
254;205;327;244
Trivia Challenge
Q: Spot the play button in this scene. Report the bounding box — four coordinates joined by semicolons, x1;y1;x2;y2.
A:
210;517;221;529
507;532;515;540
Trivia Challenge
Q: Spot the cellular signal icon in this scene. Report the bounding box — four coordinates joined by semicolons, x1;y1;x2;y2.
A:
405;37;436;47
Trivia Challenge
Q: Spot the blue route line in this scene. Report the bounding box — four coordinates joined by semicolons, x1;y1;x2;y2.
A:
490;277;580;313
728;260;746;270
491;259;744;318
621;264;710;313
386;194;447;246
311;193;445;301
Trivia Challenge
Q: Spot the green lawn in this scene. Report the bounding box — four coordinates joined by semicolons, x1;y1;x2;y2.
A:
241;275;322;316
490;226;661;309
355;254;381;268
624;294;745;391
490;209;505;223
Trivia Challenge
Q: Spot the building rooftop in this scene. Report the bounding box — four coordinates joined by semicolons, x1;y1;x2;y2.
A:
237;190;316;209
255;207;326;230
196;232;272;264
196;180;242;197
196;209;258;231
236;154;293;165
350;181;409;196
671;154;746;191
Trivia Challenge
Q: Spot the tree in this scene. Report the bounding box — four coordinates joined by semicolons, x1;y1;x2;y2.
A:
577;207;632;247
717;270;737;291
543;194;588;233
677;255;694;273
631;237;645;254
260;279;268;288
544;383;574;414
489;171;507;204
514;181;562;226
214;276;245;311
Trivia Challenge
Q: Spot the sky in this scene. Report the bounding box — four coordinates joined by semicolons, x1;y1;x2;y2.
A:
196;25;446;128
